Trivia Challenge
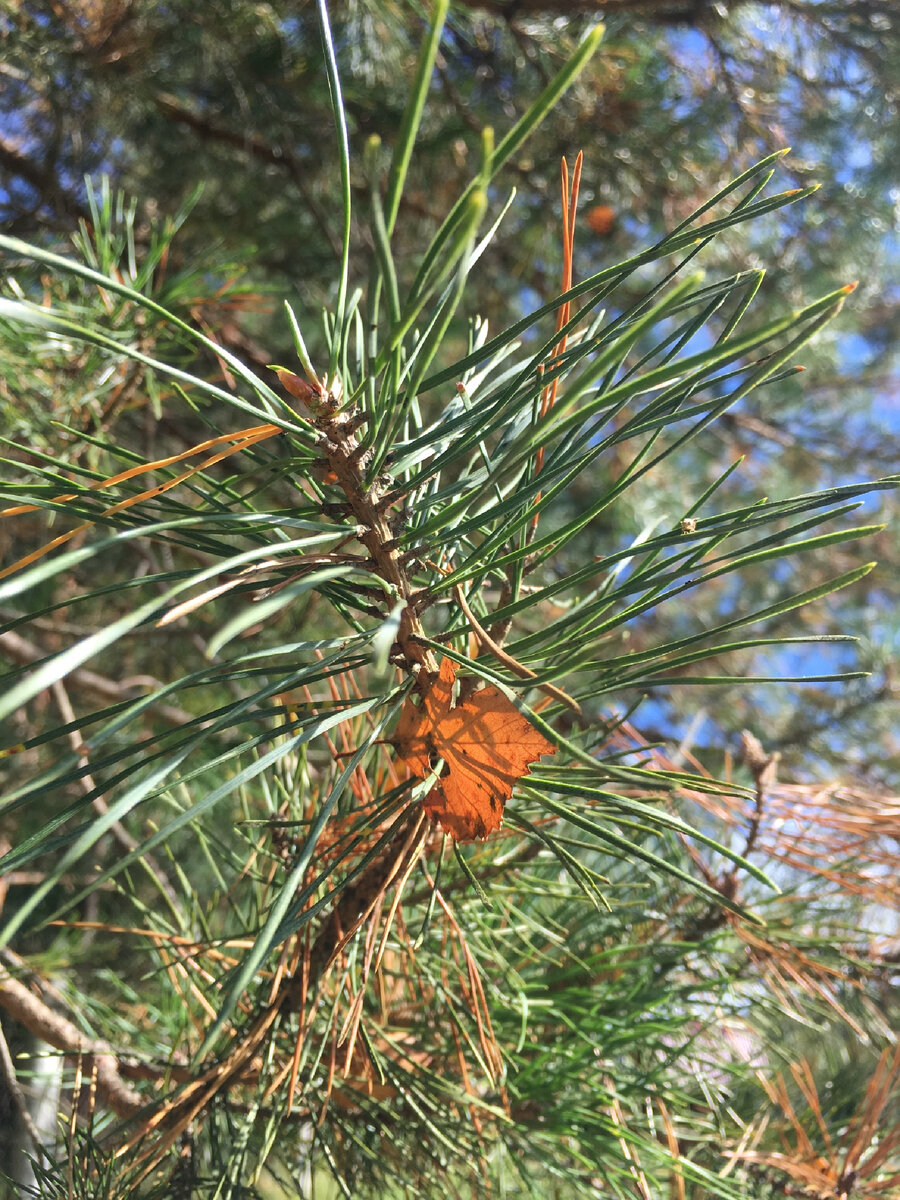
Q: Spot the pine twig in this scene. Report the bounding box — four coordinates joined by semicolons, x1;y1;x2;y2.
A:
0;952;144;1119
276;368;437;675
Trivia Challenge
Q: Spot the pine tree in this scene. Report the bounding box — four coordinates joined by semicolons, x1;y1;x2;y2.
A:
0;7;897;1198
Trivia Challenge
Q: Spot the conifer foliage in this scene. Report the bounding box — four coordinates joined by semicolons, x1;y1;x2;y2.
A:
0;6;897;1197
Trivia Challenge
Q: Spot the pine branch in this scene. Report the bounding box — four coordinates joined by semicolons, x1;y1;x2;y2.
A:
275;369;438;675
0;950;144;1120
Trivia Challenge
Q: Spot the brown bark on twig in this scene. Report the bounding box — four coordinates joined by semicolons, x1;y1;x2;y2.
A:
275;370;437;675
0;952;144;1120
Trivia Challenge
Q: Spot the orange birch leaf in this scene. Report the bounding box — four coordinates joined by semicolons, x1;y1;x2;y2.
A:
393;658;556;841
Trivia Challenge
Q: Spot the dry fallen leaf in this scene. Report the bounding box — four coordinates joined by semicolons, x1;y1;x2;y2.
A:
393;657;556;841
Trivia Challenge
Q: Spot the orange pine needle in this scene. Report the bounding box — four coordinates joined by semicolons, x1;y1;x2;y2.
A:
0;423;280;582
532;152;583;534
